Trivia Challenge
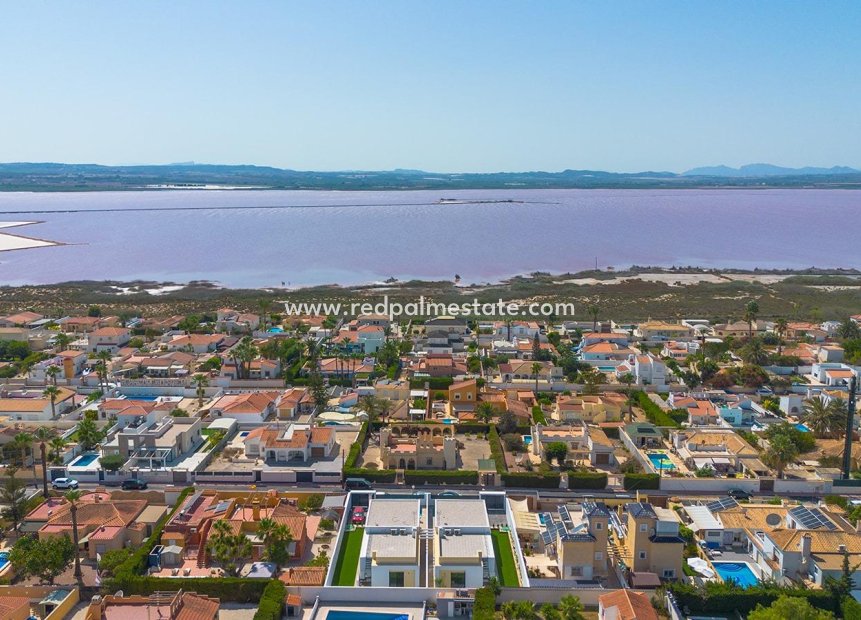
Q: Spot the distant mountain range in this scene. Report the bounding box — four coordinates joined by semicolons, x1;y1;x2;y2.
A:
0;161;859;191
682;163;860;177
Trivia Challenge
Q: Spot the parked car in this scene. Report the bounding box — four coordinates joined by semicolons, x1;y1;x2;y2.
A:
344;477;371;490
52;478;79;490
352;506;366;525
121;478;148;490
727;488;752;501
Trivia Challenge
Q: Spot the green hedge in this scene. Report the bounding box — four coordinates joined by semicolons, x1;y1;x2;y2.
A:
668;581;840;616
567;471;608;490
635;391;682;427
455;422;490;434
343;468;397;482
404;470;478;485
473;586;497;620
531;405;547;425
488;425;507;473
113;576;268;603
502;471;561;488
623;473;661;490
410;377;454;390
254;579;287;620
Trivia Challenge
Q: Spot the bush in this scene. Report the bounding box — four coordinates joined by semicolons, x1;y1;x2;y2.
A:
623;473;661;490
531;405;547;424
455;423;490;434
320;518;335;531
343;468;396;482
473;586;497;620
502;471;561;488
114;576;268;603
410;377;453;390
567;471;608;489
344;421;369;469
635;391;682;427
254;579;286;620
488;425;507;473
404;470;478;485
667;581;839;617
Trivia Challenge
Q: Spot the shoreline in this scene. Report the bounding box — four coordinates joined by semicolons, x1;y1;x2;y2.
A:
0;220;62;252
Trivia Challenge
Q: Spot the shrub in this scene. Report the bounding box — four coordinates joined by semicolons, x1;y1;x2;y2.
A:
623;473;661;490
404;470;478;485
567;471;608;489
635;391;682;427
253;579;286;620
667;581;839;617
488;425;507;473
343;468;396;482
502;471;561;488
531;405;547;424
455;423;490;434
473;586;497;620
320;518;335;531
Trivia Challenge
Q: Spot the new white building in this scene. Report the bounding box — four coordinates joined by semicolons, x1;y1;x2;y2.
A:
433;499;495;588
358;498;422;587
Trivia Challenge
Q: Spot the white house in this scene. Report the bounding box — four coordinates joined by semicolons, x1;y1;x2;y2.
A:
87;327;131;353
433;499;496;588
358;498;422;587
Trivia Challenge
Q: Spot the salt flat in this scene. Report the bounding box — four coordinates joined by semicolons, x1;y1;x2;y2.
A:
0;221;58;252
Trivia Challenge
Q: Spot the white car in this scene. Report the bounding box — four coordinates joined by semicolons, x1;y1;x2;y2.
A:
52;477;79;490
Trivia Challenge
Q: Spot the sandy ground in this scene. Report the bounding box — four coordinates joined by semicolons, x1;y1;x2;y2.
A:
556;272;793;287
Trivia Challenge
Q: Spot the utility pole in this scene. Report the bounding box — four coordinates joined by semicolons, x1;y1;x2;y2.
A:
843;375;857;480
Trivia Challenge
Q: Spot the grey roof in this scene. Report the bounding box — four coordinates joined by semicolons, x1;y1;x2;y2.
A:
435;499;490;529
626;502;657;519
559;532;596;543
438;532;492;560
649;535;686;544
366;533;419;559
366;498;420;528
788;505;837;531
583;501;610;518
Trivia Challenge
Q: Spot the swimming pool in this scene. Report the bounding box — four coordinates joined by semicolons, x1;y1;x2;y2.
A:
71;453;99;467
795;423;810;433
0;551;9;571
522;435;533;445
713;562;759;588
647;452;675;471
442;419;455;424
326;612;409;620
268;327;284;333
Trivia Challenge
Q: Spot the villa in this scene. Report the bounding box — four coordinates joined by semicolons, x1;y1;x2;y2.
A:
243;423;336;463
433;498;496;588
358;497;422;587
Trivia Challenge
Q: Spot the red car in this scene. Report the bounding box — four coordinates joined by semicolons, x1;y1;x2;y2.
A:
352;506;366;525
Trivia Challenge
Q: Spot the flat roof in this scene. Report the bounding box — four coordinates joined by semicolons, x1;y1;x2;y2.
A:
435;499;489;529
438;531;493;560
682;505;723;532
366;533;418;559
366;498;420;528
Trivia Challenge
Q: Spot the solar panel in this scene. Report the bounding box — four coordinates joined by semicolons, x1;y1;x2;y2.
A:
541;531;553;545
559;505;572;523
706;497;739;513
790;506;837;531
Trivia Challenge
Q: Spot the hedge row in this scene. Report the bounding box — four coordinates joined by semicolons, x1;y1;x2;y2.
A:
473;587;497;620
531;405;547;425
404;470;478;485
113;575;268;603
254;579;287;620
488;425;507;473
668;581;840;616
623;473;661;490
344;421;370;470
410;377;454;390
455;422;490;434
635;391;682;428
343;468;397;482
567;471;608;490
502;471;561;488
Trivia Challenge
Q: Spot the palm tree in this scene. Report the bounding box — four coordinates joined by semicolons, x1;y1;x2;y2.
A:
46;364;61;386
192;373;209;407
0;467;28;533
803;397;846;439
774;318;788;356
34;427;54;498
11;432;34;470
258;299;272;330
65;489;83;579
53;332;71;351
762;434;798;479
476;401;496;424
558;595;586;620
50;436;67;464
587;305;600;332
531;361;543;394
43;385;60;419
743;300;760;340
96;350;112;393
740;338;768;366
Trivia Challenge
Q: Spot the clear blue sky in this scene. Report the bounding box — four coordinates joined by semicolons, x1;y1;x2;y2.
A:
1;1;859;172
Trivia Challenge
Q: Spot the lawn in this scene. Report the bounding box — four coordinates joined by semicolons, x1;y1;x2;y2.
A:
331;526;364;586
491;529;519;587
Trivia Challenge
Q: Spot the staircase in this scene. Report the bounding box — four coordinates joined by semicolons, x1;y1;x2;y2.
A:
481;557;491;582
196;520;213;568
360;557;372;585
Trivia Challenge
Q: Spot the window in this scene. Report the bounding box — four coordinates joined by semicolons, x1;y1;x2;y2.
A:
426;458;433;466
450;572;466;588
389;572;405;587
569;566;584;577
594;552;603;561
595;522;602;530
467;393;473;400
639;551;647;560
454;394;461;400
663;569;676;578
639;524;648;532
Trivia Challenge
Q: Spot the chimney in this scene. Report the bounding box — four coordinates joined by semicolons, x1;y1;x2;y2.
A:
800;533;813;562
252;500;260;521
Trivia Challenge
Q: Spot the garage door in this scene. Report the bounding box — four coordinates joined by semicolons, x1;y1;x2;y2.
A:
296;471;313;483
595;453;610;465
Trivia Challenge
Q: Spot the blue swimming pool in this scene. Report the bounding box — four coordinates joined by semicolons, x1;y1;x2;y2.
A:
0;551;9;570
71;453;99;467
442;419;455;424
795;423;810;433
647;452;675;471
326;612;409;620
522;435;533;445
713;562;759;588
268;327;284;333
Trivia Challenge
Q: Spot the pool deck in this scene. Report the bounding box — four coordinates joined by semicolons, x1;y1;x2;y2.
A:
308;604;423;620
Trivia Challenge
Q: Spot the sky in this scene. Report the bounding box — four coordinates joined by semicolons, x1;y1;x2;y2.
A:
1;1;860;173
